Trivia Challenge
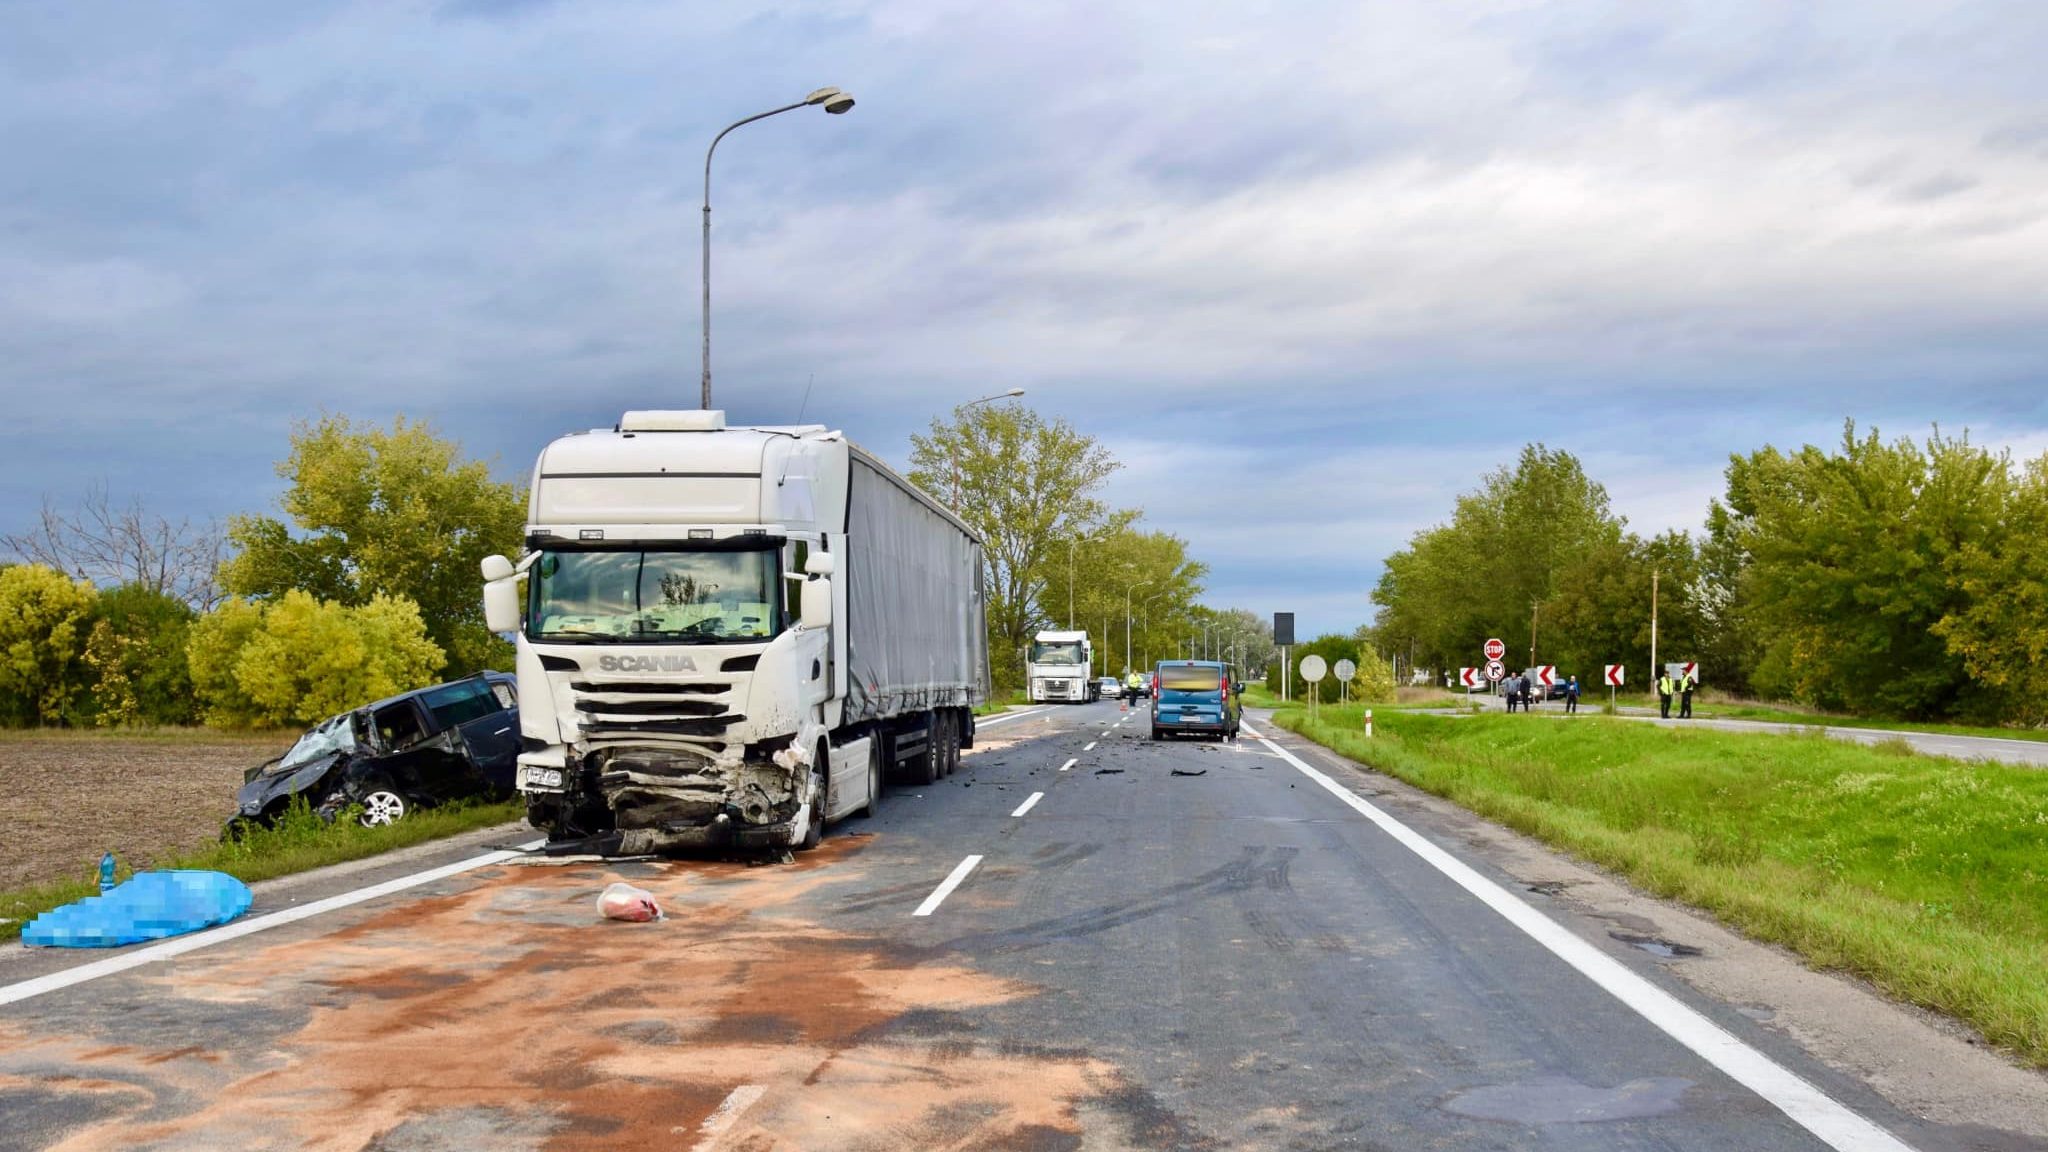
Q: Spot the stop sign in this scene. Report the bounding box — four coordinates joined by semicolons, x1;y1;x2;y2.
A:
1483;637;1506;661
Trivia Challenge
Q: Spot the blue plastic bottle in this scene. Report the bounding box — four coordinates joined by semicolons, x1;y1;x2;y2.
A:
98;852;116;894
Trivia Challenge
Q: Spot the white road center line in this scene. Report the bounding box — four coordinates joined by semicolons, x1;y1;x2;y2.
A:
1084;741;1098;752
912;855;983;917
976;707;1050;729
688;1083;766;1149
1010;792;1045;818
1058;758;1077;772
0;838;548;1009
1250;727;1915;1152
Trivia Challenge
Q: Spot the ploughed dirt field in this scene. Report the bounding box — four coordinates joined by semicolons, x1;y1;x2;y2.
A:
0;731;289;893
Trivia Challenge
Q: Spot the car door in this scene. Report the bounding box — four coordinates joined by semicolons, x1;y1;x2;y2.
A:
365;699;473;802
417;678;516;795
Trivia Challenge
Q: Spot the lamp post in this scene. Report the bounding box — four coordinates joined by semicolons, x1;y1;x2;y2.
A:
701;87;855;411
950;388;1026;509
1123;579;1153;674
1140;590;1166;669
1067;529;1106;630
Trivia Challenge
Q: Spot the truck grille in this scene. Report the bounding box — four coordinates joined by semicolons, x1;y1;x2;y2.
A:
568;679;746;738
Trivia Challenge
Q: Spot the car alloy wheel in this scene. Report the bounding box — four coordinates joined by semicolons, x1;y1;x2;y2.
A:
358;790;407;827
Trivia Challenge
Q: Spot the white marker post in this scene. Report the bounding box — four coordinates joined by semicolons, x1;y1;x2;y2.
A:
1364;709;1374;737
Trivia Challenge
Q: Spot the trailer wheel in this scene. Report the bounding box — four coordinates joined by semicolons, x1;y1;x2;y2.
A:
940;710;963;777
798;743;828;851
860;736;883;818
917;717;944;784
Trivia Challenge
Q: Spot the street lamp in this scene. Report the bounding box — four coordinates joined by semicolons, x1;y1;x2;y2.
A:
701;86;856;411
1123;579;1153;673
1066;528;1107;630
1140;590;1166;669
950;388;1026;508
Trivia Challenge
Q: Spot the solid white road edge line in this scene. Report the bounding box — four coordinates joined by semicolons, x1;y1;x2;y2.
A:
0;838;549;1009
1250;726;1915;1152
688;1083;767;1148
1058;758;1078;772
976;707;1051;729
912;855;983;917
1084;741;1098;752
1010;792;1044;818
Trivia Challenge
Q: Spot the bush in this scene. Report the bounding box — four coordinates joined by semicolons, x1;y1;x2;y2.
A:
187;591;445;728
0;564;98;726
79;584;198;727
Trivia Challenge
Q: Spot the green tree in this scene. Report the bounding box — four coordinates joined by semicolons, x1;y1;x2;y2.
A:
908;404;1122;689
79;584;198;726
221;415;523;676
1933;455;2048;725
0;564;99;726
185;598;271;728
1715;423;2009;719
186;592;446;728
1373;445;1626;675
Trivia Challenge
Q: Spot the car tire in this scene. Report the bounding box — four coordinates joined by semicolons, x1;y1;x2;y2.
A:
798;744;828;851
358;788;408;828
1150;727;1162;741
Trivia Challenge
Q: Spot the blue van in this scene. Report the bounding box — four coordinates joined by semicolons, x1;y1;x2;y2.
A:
1149;660;1240;741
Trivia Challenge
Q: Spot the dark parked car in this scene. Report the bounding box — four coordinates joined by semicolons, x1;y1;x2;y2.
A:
229;673;519;832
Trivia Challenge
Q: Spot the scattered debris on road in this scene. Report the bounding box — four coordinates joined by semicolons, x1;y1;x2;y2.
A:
597;882;664;922
1094;768;1124;775
1170;768;1208;777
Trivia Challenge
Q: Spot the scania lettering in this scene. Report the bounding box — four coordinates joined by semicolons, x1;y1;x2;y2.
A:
481;409;990;854
1027;629;1097;703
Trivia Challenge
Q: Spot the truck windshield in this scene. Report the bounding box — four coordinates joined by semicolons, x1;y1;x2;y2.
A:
1029;642;1086;664
529;547;781;643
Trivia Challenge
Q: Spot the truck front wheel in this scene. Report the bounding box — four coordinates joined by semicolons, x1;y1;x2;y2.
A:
798;741;829;851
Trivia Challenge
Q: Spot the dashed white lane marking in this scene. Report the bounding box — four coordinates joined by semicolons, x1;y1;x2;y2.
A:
0;838;549;1008
686;1083;766;1148
1100;730;1112;737
1249;723;1915;1152
912;855;983;917
1084;741;1098;752
1010;792;1045;818
1058;758;1077;772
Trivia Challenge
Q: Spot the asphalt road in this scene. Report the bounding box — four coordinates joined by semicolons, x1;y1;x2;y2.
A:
0;700;2030;1150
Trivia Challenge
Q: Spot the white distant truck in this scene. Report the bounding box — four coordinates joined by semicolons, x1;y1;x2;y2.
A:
481;409;989;854
1026;629;1097;704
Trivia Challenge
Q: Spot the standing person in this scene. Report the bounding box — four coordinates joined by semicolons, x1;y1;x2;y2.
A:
1657;670;1674;719
1504;674;1518;713
1565;675;1581;714
1680;671;1697;719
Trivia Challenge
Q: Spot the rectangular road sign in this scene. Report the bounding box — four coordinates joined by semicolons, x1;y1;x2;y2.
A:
1273;612;1295;647
1536;665;1556;687
1681;661;1698;681
1459;667;1481;688
1604;664;1625;687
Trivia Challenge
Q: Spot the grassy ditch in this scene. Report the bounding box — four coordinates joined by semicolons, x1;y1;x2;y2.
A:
0;797;522;943
1268;704;2048;1066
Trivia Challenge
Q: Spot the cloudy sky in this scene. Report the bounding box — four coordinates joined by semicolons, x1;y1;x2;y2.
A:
5;1;2046;635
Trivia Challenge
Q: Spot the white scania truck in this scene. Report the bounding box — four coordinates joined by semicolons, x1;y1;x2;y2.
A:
1026;630;1096;703
481;410;990;854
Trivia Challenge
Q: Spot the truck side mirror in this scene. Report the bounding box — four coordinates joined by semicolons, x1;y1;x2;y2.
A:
484;578;522;633
800;575;833;630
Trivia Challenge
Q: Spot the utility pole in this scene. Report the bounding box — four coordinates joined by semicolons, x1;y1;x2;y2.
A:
1530;600;1540;668
1650;568;1660;681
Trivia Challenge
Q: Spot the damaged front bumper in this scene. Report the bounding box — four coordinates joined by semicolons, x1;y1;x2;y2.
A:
527;737;813;855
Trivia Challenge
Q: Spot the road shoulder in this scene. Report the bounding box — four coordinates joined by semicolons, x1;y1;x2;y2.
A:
1247;709;2048;1144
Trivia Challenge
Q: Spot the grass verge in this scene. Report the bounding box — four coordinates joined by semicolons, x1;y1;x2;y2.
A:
974;689;1031;716
1268;704;2048;1067
1687;702;2048;743
0;797;522;943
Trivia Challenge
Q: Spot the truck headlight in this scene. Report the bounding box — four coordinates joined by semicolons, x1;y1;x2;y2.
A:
522;767;565;790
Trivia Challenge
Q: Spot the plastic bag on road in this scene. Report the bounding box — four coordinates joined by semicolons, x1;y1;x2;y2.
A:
597;882;663;922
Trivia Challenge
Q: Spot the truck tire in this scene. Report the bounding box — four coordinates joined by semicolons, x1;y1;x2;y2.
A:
860;736;883;818
941;709;963;777
798;742;828;851
914;720;942;786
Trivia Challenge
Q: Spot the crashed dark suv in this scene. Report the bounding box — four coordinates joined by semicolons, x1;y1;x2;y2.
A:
229;673;520;832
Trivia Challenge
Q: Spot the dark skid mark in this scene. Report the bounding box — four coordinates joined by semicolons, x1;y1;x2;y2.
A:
1525;880;1579;896
1443;1075;1694;1124
1609;931;1703;958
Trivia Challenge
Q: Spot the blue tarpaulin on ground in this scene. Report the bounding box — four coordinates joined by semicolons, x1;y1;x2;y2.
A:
22;871;253;948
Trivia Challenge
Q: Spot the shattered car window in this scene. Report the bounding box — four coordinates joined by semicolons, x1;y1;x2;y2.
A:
268;714;356;775
374;702;427;749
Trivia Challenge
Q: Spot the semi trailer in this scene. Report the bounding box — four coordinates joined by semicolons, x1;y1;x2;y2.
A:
1026;630;1096;703
481;409;989;854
